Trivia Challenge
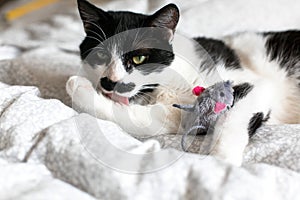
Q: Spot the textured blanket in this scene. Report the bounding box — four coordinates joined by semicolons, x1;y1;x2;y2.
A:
0;0;300;199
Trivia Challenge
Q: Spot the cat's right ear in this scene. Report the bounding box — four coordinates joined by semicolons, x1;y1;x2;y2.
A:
77;0;110;31
148;4;180;33
148;4;180;43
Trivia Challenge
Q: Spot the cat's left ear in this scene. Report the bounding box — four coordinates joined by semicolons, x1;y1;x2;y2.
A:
148;4;180;41
77;0;111;32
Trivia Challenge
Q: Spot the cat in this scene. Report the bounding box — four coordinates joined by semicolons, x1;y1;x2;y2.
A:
66;0;300;166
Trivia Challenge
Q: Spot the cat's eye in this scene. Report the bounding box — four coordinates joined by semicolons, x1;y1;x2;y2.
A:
132;56;147;65
97;52;109;60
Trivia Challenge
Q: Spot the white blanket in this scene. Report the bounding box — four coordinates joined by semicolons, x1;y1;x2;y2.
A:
0;0;300;199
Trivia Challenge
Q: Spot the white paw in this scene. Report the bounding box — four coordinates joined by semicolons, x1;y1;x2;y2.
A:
66;76;96;111
66;76;112;119
66;76;94;97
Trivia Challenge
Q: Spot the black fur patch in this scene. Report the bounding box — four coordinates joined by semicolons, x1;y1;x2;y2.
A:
122;48;174;76
129;84;159;104
194;37;241;71
248;112;270;138
264;30;300;76
100;77;135;93
115;82;136;93
232;83;254;105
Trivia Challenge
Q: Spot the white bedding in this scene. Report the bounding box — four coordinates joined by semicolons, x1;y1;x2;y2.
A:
0;0;300;199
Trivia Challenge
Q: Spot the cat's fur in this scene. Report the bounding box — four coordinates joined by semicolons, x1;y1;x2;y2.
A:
66;0;300;166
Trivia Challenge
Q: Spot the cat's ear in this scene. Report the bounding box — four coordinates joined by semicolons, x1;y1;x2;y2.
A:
77;0;110;31
148;4;180;33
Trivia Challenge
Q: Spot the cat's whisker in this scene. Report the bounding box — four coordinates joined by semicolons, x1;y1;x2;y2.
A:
86;36;103;44
85;28;105;41
80;46;105;58
115;18;125;34
129;89;153;104
135;93;150;103
85;20;107;40
132;29;143;48
134;38;158;49
132;30;149;48
138;91;154;99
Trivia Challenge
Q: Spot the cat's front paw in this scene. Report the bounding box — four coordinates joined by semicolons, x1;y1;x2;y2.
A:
66;76;112;119
66;76;94;97
66;76;97;113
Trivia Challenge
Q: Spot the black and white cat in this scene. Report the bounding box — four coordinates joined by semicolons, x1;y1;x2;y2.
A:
66;0;300;166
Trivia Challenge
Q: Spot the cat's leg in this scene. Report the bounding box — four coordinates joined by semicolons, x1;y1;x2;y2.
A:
209;82;272;166
66;76;180;137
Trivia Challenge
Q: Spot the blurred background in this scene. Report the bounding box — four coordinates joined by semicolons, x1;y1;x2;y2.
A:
1;0;300;35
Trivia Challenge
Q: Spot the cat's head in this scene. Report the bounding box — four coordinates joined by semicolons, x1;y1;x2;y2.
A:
77;0;180;105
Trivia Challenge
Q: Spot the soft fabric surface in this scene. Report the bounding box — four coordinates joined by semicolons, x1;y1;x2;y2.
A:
0;0;300;199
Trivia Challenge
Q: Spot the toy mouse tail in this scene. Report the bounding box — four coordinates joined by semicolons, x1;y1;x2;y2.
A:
173;104;194;112
181;125;206;152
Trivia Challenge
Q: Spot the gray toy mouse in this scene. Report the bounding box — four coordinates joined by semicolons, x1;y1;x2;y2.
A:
173;81;234;151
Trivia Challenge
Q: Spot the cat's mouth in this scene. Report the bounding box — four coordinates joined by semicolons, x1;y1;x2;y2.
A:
105;92;130;105
100;84;158;106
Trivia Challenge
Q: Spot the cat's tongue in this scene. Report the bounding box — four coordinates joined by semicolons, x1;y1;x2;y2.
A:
107;93;129;105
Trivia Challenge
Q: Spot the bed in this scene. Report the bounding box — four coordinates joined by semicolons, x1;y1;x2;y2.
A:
0;0;300;199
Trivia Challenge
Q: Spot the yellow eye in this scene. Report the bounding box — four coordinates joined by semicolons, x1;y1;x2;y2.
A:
132;56;147;65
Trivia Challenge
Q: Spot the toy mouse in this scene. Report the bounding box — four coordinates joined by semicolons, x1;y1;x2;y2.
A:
173;81;234;151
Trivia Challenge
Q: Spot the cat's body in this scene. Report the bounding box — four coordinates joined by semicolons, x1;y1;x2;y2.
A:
67;0;300;165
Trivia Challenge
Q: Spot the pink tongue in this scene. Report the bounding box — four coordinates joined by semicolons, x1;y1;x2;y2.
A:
107;93;129;105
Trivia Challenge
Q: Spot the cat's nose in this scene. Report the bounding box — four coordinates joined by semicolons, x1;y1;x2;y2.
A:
100;77;117;92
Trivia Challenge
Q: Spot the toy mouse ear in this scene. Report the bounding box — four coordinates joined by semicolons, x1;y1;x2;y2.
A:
192;86;205;96
214;102;226;113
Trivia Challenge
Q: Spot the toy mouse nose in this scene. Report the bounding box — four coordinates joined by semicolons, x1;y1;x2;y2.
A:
192;86;205;96
100;77;117;91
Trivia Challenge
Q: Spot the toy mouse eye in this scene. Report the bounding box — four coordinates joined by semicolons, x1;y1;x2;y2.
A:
220;92;225;97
